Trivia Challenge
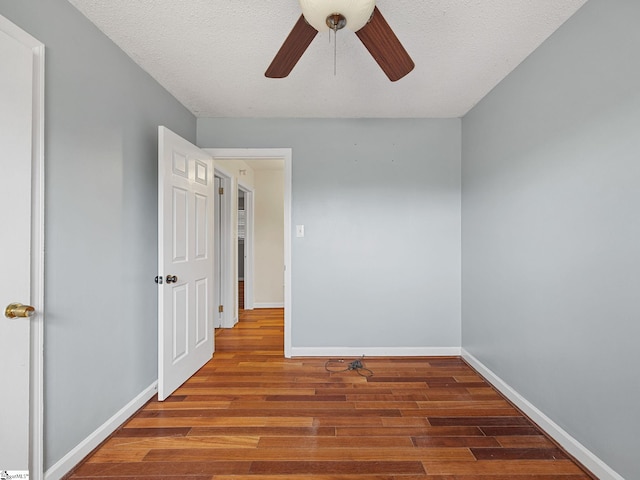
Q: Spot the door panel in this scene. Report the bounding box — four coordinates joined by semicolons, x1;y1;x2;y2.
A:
172;187;188;262
172;284;188;361
195;194;208;259
195;278;209;346
158;127;215;401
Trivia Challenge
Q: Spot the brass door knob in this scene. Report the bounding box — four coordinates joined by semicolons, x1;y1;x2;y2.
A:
5;303;36;318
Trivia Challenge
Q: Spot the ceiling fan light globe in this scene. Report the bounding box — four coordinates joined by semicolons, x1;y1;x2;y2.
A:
299;0;375;32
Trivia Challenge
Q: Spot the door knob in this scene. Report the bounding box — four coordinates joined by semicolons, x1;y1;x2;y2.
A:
166;275;178;284
5;303;35;319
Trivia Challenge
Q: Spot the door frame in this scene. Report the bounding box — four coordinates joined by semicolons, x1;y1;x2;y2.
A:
237;183;254;310
0;14;46;479
213;166;235;328
206;148;292;357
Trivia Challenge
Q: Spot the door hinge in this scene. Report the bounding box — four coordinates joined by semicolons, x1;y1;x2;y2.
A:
218;305;224;313
218;187;224;195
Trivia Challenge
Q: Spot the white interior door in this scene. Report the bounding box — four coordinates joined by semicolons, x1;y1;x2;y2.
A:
158;126;215;401
213;176;222;327
213;170;234;328
0;23;35;472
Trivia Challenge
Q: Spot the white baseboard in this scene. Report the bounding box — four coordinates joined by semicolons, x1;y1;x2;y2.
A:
461;349;624;480
254;302;284;309
290;346;461;357
44;381;158;480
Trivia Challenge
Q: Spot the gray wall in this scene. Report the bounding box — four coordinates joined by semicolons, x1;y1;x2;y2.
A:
198;119;461;349
0;0;196;470
461;0;640;478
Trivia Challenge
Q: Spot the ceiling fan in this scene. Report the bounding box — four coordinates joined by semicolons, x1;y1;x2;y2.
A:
265;0;414;82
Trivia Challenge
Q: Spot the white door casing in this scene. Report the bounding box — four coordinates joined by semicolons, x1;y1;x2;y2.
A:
0;15;45;477
213;176;222;327
158;127;215;401
213;167;235;328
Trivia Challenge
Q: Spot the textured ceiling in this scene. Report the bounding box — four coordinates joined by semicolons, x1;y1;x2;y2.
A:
67;0;588;118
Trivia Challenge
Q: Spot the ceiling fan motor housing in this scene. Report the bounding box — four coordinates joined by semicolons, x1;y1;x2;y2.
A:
299;0;375;32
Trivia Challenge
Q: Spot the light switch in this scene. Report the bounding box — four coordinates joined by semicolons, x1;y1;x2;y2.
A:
296;225;305;237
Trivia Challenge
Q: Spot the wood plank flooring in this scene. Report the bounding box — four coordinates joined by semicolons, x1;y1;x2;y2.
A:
67;308;594;479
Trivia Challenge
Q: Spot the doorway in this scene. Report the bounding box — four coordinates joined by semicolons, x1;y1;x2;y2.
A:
206;149;292;357
238;188;245;310
237;185;254;311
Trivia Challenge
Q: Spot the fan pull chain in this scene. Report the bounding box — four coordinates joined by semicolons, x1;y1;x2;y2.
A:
326;14;346;76
333;28;337;75
329;26;341;76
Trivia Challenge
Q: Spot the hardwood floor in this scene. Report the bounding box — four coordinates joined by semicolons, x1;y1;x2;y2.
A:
67;308;594;479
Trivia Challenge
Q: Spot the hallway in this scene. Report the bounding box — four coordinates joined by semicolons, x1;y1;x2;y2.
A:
68;308;593;478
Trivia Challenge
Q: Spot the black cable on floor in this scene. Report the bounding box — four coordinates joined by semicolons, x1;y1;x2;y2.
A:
324;356;373;378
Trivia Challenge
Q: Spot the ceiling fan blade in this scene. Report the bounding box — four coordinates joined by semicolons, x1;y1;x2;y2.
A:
355;6;414;82
265;15;318;78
